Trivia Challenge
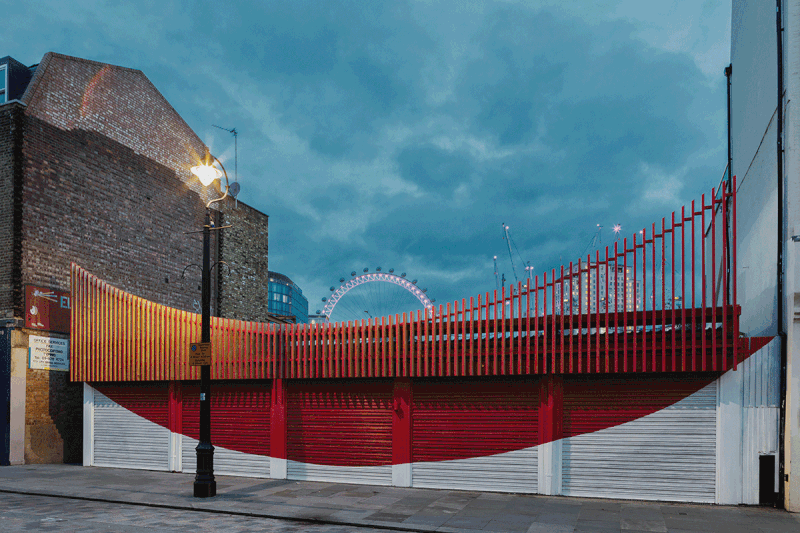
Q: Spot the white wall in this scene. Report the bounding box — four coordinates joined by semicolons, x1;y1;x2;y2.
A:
731;0;800;511
731;0;780;338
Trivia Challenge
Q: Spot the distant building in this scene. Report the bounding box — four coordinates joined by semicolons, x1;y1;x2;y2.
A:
307;314;328;324
554;263;642;314
268;271;308;324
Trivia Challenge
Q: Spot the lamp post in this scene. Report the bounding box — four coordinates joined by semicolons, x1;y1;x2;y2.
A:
190;152;230;498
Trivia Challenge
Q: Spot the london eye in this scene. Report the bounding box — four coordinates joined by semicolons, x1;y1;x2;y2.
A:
318;267;434;323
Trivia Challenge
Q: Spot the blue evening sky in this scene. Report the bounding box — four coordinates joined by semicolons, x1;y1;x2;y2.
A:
4;1;731;319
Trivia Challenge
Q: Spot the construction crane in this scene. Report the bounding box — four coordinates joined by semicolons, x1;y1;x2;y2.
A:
583;224;603;256
502;223;530;284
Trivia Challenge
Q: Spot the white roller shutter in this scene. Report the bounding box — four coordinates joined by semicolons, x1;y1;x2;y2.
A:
93;384;170;471
413;449;537;493
181;437;270;478
562;377;717;503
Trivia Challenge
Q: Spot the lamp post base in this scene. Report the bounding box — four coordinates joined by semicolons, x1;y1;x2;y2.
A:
193;480;216;498
193;441;216;498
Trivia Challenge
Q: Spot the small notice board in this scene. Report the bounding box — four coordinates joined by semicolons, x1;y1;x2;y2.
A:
189;342;212;366
29;335;70;371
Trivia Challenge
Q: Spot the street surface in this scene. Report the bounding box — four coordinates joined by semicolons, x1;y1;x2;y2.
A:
2;465;800;532
0;493;396;533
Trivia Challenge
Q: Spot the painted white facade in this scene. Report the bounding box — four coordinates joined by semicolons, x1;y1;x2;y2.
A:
731;0;800;510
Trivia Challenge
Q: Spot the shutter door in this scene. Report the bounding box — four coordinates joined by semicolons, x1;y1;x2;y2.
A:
412;379;539;493
181;381;271;478
562;375;717;502
93;383;170;471
287;380;392;485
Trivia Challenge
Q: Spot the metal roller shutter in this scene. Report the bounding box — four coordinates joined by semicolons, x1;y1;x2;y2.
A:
181;381;271;478
287;380;392;485
93;383;170;471
562;375;717;502
412;379;539;493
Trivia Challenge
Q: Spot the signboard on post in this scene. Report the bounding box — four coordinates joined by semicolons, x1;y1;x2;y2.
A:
29;335;69;371
189;342;212;366
25;285;71;334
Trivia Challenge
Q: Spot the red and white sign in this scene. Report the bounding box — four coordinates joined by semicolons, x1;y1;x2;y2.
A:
25;285;71;334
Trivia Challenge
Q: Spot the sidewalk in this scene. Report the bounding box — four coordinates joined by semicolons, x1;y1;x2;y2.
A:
0;465;798;533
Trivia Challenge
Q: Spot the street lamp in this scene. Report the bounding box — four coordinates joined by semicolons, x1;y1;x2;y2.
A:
189;151;230;498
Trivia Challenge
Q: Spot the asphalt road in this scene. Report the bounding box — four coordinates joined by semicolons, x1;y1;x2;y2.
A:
0;493;397;533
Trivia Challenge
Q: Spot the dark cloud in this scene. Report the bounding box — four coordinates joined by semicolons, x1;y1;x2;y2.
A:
396;144;474;193
1;0;727;318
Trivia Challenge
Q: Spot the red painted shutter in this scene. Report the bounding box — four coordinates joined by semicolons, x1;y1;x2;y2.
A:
562;374;717;502
287;380;392;484
563;374;713;436
411;378;539;492
95;382;170;428
93;383;170;470
181;381;271;477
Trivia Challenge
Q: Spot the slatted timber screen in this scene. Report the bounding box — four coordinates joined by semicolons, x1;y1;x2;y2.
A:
71;178;740;382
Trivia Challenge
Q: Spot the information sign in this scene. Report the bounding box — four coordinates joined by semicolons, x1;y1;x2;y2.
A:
29;335;69;371
189;342;212;366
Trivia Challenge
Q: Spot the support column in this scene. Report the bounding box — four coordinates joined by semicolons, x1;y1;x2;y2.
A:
538;375;563;495
9;330;25;465
82;383;93;467
392;378;412;487
717;366;744;504
168;381;182;472
270;378;287;479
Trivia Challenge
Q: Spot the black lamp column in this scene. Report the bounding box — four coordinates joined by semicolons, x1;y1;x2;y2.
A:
194;207;216;498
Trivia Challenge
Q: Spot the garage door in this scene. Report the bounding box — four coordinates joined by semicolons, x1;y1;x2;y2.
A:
287;380;392;485
181;381;271;478
93;383;170;471
412;378;539;493
562;375;717;502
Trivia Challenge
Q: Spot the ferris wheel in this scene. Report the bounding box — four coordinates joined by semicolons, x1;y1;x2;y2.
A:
318;267;435;323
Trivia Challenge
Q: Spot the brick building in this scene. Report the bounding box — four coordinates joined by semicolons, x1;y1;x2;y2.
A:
0;52;271;465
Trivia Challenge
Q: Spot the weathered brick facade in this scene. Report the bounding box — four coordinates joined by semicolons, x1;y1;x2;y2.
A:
219;202;270;321
0;103;24;319
20;115;213;313
1;52;271;464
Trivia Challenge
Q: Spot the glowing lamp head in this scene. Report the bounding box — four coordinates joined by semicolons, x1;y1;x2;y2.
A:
191;163;222;187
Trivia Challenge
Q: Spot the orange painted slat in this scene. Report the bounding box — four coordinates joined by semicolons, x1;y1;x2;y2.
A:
447;302;452;376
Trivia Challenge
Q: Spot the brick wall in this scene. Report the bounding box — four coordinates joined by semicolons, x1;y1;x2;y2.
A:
19;52;272;321
21;115;215;313
20;329;82;464
22;53;209;198
0;103;23;319
219;202;270;321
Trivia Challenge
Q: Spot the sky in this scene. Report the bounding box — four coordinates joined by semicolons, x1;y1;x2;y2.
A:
4;1;732;321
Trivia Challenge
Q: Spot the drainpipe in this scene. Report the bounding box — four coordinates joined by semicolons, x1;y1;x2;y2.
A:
726;64;732;305
776;0;787;510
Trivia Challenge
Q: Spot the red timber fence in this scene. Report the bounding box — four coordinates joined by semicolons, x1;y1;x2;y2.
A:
71;178;741;383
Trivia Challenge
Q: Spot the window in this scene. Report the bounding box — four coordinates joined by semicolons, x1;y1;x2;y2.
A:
0;65;6;103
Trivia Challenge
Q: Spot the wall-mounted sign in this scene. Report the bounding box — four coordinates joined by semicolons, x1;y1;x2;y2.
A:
25;285;70;334
29;335;69;371
189;342;212;366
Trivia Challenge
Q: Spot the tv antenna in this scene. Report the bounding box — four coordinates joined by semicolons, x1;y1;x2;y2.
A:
213;125;240;206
